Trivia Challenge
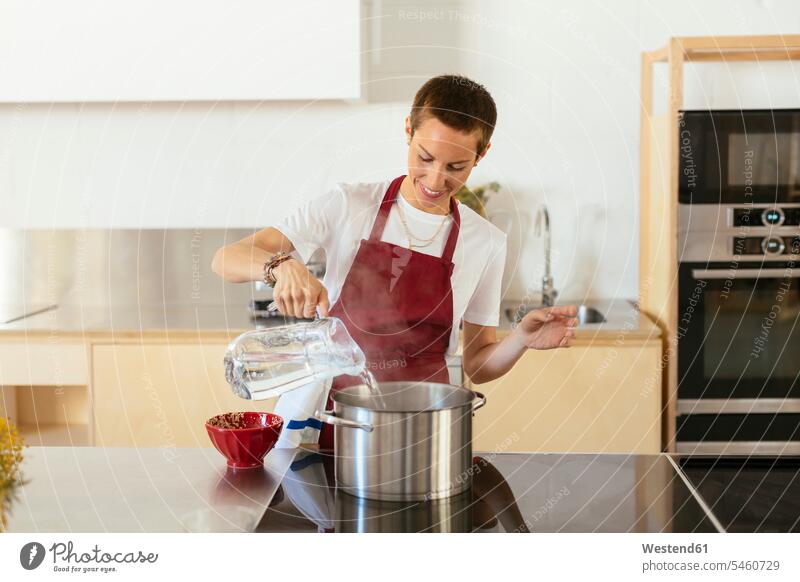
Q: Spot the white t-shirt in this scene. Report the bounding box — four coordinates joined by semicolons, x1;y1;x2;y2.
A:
274;180;507;357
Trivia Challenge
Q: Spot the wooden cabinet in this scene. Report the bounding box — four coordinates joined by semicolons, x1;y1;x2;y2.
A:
1;1;361;102
468;341;662;454
0;340;91;445
92;343;276;448
0;341;89;386
6;326;661;452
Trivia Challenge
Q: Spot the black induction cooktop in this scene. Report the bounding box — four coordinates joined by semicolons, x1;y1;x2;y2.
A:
257;451;729;533
677;455;800;533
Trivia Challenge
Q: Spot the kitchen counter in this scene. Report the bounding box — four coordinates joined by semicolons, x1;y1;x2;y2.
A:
497;297;661;342
261;450;719;533
0;303;290;340
0;298;657;396
0;303;465;370
4;447;296;532
678;456;800;533
9;446;790;533
0;297;659;337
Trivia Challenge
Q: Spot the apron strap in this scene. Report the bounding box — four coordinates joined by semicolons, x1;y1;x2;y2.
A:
369;174;461;264
368;176;405;241
441;196;461;264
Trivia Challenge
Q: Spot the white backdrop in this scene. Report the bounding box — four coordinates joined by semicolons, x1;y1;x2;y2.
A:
1;0;799;301
0;0;361;102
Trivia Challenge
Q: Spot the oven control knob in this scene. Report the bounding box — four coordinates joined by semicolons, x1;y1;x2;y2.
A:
762;207;785;226
761;236;786;255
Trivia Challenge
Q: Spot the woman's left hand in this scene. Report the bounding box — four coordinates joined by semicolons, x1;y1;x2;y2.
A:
512;305;578;350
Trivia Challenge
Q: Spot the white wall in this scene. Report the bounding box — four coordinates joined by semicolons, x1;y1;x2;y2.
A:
2;0;800;302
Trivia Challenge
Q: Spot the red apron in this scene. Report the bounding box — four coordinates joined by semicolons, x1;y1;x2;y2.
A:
318;175;461;450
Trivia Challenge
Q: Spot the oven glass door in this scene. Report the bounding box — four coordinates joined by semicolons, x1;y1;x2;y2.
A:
679;109;800;204
678;261;800;399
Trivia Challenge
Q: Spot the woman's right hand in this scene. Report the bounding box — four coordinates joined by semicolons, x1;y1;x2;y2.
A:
271;259;330;319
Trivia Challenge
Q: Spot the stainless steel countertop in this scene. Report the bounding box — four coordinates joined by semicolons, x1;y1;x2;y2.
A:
0;303;469;362
497;297;661;340
0;297;660;338
5;447;297;533
0;303;283;335
3;447;723;533
0;229;659;342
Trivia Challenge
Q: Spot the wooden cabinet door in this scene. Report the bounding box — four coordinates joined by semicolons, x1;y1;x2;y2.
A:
92;343;276;447
0;341;88;385
470;343;662;454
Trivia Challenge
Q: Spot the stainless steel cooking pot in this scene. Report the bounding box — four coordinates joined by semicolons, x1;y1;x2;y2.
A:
334;489;472;532
315;381;486;501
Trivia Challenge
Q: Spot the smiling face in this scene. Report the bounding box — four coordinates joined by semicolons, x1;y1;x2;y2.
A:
402;115;491;215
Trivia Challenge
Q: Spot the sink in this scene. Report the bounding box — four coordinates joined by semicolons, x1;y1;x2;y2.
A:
504;304;607;326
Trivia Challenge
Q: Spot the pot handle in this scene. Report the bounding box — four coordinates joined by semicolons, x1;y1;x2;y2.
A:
472;391;487;414
315;410;374;432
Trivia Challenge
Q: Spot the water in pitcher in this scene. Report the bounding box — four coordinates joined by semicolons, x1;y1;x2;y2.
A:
224;318;380;402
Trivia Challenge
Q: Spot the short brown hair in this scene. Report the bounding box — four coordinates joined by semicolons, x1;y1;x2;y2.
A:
409;75;497;156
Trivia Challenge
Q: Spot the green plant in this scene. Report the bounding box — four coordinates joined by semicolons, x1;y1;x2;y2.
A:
453;181;500;218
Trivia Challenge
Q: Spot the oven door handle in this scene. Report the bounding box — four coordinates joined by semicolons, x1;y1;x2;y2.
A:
692;268;799;279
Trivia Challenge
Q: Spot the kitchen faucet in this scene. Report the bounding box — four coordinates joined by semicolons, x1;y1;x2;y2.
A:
535;204;557;307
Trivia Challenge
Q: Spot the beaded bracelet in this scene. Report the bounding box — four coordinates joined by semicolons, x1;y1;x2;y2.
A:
263;251;293;287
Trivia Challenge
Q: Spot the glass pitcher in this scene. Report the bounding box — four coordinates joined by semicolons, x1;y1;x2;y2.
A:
224;317;366;401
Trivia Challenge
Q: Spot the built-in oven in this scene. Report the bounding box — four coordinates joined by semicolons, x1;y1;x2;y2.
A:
679;109;800;204
677;202;800;455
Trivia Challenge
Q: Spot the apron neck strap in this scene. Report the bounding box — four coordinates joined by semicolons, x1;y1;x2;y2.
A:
368;175;404;241
441;198;461;263
369;175;461;263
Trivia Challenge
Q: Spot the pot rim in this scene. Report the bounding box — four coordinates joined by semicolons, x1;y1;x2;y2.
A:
331;381;480;413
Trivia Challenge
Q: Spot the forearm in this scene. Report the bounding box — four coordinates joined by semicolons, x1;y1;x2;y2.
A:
464;306;578;384
213;227;298;284
464;327;527;384
211;243;271;283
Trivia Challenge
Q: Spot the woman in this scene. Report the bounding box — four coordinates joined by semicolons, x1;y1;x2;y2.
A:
212;75;577;450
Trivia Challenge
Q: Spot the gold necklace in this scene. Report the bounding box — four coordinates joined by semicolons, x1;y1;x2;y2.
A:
396;200;450;249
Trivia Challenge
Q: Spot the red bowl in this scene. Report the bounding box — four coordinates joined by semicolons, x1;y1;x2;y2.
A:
205;412;284;469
